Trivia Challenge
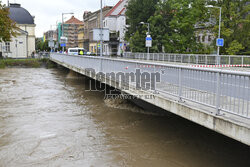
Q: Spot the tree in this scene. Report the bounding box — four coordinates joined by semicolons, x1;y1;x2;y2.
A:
149;0;208;53
0;1;16;42
210;0;250;55
126;0;210;53
125;0;159;52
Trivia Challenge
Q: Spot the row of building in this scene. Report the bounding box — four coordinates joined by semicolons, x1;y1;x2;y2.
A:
45;0;129;56
0;0;216;58
45;0;217;56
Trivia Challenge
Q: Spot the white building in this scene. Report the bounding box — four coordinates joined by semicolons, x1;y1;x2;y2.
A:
0;3;35;58
103;0;128;56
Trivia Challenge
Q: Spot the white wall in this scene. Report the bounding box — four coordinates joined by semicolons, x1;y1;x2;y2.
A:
104;17;117;32
19;24;36;56
117;16;126;42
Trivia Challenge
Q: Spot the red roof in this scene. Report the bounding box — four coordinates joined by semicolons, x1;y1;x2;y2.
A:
105;0;124;17
65;16;83;24
118;8;125;15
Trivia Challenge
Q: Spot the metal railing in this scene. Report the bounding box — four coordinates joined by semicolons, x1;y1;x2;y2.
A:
123;52;250;66
51;53;250;119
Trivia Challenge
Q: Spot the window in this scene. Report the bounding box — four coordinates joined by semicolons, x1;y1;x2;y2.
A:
202;36;205;42
5;42;10;52
198;36;201;42
208;35;211;42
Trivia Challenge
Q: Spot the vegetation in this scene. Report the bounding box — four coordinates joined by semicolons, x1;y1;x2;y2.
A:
214;0;250;55
125;0;250;54
0;1;16;42
0;58;56;69
36;38;51;51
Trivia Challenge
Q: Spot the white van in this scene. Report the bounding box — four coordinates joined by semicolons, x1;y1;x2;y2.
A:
67;48;86;55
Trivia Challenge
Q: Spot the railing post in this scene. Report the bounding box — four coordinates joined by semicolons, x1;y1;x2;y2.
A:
216;71;221;115
242;56;244;68
196;55;199;64
205;55;208;65
229;56;231;65
178;68;183;102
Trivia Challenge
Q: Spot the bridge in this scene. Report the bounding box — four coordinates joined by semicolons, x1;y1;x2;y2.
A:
50;53;250;146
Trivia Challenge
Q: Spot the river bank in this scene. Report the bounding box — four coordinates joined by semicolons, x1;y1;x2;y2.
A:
0;58;56;68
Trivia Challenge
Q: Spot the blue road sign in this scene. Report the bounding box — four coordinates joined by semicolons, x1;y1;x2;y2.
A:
60;43;66;47
146;37;152;41
217;38;224;47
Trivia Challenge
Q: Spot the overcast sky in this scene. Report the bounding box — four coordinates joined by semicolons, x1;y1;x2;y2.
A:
3;0;118;37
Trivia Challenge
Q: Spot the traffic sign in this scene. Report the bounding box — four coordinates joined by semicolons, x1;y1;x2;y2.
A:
146;35;152;47
60;43;66;47
48;41;54;47
217;38;224;47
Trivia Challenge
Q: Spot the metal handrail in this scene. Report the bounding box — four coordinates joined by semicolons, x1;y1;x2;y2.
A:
51;53;250;119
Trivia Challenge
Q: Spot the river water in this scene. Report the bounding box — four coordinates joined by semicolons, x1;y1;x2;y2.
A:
0;67;249;167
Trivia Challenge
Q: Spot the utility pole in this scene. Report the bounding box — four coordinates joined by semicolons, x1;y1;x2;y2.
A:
61;12;73;53
205;5;222;65
100;0;103;57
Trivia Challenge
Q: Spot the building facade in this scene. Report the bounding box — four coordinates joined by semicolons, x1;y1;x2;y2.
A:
83;6;112;54
103;0;128;56
77;25;84;48
62;16;83;49
0;3;35;58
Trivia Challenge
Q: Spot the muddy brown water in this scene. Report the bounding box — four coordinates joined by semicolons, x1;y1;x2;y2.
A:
0;68;249;167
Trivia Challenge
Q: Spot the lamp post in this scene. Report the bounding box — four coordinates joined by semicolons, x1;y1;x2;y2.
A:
205;5;222;65
61;12;74;52
140;22;151;59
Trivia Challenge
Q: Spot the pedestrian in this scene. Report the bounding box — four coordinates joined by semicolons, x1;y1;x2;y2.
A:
79;50;84;55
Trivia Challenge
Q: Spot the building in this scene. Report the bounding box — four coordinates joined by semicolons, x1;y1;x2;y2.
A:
43;30;57;41
195;18;216;46
0;3;35;58
103;0;128;56
77;25;84;48
62;16;83;49
83;6;113;54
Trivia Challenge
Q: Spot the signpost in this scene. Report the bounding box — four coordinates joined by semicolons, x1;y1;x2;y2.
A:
60;36;67;52
146;35;152;60
93;28;110;42
48;39;54;53
216;38;224;47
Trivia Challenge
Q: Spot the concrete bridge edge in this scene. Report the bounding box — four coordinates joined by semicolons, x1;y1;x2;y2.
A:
51;58;250;146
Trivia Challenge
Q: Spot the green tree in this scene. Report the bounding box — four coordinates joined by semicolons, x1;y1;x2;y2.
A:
149;0;209;53
210;0;250;54
125;0;159;52
0;1;16;42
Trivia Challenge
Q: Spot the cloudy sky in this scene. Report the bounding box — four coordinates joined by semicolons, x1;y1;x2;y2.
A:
3;0;119;37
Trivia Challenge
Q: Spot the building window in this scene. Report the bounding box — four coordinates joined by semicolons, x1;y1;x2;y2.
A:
208;35;211;42
202;36;205;42
198;36;201;42
5;42;10;52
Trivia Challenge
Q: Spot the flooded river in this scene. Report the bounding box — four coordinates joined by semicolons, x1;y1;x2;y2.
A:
0;67;249;167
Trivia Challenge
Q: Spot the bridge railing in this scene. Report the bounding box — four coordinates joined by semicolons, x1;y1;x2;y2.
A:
51;53;250;119
123;52;250;66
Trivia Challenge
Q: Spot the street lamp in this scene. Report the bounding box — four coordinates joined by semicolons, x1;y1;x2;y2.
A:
205;5;222;65
140;22;150;35
61;12;74;52
140;22;151;56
